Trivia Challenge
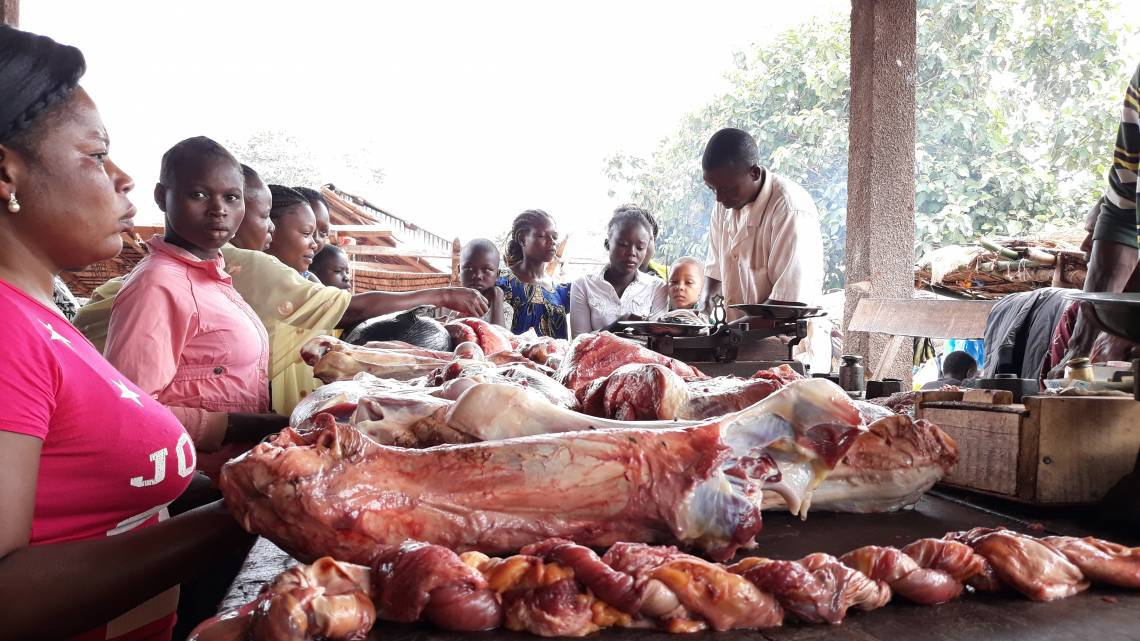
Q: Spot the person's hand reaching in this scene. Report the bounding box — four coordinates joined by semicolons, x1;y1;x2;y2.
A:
442;287;490;318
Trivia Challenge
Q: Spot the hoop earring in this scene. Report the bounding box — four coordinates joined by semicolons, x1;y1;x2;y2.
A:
7;193;19;213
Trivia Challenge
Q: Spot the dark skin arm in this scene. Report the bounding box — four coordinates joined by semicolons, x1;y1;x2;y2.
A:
701;276;801;318
224;412;290;444
0;432;251;641
338;287;489;329
489;287;505;327
1048;238;1139;377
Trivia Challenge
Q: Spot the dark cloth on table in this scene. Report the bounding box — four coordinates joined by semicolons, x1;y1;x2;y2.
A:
170;473;255;641
982;287;1073;379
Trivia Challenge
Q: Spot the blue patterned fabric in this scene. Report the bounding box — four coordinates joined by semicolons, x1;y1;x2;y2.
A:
497;270;571;339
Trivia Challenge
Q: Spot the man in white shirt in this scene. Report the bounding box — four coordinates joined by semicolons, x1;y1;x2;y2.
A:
700;128;830;372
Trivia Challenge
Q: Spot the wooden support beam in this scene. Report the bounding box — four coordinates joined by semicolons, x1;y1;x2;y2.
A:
843;0;918;383
451;238;461;287
1;0;18;26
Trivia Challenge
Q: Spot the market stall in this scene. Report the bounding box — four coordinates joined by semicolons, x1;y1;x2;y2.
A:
192;321;1140;641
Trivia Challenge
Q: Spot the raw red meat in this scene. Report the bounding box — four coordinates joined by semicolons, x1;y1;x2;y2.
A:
220;379;865;565
728;553;889;623
770;415;959;514
944;528;1089;600
191;529;1140;640
556;332;706;396
1042;536;1140;588
445;318;514;355
579;363;790;421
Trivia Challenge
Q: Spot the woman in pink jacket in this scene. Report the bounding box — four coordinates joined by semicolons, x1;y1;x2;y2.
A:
105;136;288;479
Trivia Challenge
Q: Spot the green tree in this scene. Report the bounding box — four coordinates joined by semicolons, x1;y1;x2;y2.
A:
606;0;1137;290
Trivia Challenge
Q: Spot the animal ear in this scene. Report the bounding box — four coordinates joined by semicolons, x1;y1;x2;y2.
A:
604;238;610;250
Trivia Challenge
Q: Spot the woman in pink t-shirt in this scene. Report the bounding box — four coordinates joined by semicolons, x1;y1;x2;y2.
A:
0;27;250;641
105;137;288;480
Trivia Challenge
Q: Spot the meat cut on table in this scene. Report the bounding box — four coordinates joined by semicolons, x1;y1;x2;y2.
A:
577;362;800;421
556;331;707;396
188;529;1140;641
293;329;960;515
220;378;866;565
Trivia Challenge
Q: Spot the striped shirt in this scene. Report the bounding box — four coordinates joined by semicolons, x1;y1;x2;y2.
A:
1094;61;1140;249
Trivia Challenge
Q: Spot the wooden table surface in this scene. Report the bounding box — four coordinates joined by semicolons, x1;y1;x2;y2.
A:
220;491;1140;640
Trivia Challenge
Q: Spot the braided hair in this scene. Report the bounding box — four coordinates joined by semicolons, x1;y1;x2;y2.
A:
0;26;86;155
293;186;327;209
504;209;555;266
267;184;310;221
607;204;656;239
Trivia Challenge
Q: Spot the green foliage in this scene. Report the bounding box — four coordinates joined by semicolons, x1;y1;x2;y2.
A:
606;0;1136;290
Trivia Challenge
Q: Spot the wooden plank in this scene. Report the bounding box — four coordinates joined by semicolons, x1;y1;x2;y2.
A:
450;238;460;287
870;334;906;380
1017;397;1042;502
331;225;397;238
847;298;996;338
344;244;451;259
1031;396;1140;504
962;389;1013;405
916;390;964;408
923;407;1022;496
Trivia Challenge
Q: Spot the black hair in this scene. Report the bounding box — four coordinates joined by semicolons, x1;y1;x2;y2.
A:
462;238;500;263
701;127;759;172
942;350;978;380
310;242;346;270
0;26;86;154
267;184;310;221
609;204;656;240
158;136;241;187
504;209;555;266
241;163;260;183
293;186;327;209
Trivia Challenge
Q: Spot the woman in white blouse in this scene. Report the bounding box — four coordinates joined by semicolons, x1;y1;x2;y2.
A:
570;206;669;336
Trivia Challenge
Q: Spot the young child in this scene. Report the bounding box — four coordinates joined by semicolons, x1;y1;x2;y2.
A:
461;238;513;328
668;256;705;310
311;243;351;290
105;137;288;479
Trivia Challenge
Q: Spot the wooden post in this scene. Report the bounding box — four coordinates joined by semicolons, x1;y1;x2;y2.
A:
843;0;918;383
1;0;18;26
451;238;461;286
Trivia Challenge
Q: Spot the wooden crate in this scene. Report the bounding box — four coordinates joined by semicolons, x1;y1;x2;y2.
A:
916;392;1140;504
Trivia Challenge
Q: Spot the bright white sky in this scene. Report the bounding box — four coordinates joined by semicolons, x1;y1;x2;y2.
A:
24;0;846;261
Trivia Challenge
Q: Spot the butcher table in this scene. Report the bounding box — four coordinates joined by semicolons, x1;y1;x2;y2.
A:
220;491;1140;641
